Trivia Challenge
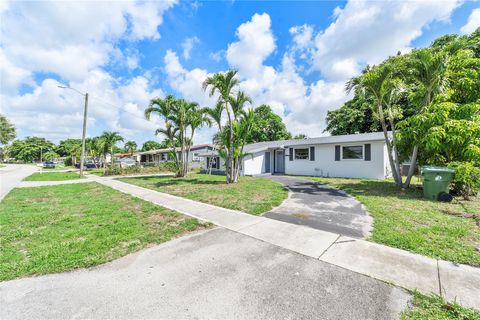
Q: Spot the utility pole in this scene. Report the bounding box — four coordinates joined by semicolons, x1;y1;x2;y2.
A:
58;85;89;177
80;93;89;177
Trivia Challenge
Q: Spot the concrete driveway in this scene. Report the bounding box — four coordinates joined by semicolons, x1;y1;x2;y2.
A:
263;176;373;238
0;228;410;319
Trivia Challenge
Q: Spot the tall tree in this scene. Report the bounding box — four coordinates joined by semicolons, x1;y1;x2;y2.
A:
401;48;449;188
145;95;207;177
124;141;137;156
99;131;124;166
0;114;16;145
5;137;55;162
246;104;291;143
141;140;163;151
203;70;240;183
347;65;403;186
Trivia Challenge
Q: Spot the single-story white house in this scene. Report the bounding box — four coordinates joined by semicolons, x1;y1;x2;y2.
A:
201;132;392;179
135;144;214;169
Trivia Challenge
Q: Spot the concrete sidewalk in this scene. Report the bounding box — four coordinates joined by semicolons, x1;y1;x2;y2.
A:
89;174;480;310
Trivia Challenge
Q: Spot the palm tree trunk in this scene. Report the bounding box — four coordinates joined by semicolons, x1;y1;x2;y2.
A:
225;100;234;184
389;117;403;186
402;145;418;189
403;90;432;188
378;103;401;185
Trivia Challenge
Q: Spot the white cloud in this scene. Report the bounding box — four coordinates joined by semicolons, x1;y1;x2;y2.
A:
0;0;175;143
162;3;464;139
311;0;462;80
1;0;176;81
182;36;200;60
1;71;164;142
461;8;480;34
164;50;216;107
209;50;225;62
226;13;276;78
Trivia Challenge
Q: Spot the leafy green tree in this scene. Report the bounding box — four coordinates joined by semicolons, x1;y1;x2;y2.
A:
0;114;16;145
245;104;291;143
124;141;137;156
43;151;59;161
5;137;55;162
325;95;381;135
293;133;308;139
141;140;163;151
56;139;82;163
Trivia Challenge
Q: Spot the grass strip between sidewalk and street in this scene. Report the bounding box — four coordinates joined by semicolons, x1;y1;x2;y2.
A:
0;182;208;281
23;172;83;181
401;291;480;319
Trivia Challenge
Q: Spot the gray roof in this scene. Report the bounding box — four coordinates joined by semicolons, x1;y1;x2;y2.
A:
244;131;388;154
137;144;213;155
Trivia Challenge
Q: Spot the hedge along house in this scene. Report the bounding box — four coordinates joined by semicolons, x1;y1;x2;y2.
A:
202;132;392;179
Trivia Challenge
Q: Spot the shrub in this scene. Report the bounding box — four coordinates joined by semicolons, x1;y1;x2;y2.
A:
448;161;480;200
64;156;72;166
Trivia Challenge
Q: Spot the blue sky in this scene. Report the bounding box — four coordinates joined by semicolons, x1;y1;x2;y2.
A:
1;0;479;146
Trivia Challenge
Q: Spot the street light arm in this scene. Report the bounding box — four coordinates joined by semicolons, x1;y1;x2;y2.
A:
57;85;86;96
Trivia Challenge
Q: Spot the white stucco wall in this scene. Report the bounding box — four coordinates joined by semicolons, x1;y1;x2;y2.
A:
242;152;265;175
284;141;387;179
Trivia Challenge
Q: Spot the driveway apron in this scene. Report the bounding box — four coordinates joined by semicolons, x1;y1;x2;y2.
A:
263;175;373;238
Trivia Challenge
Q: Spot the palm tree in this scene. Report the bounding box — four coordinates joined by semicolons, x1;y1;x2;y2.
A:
347;65;403;187
402;49;448;188
186;107;211;174
145;96;208;177
203;70;240;183
99;131;124;167
124;141;137;156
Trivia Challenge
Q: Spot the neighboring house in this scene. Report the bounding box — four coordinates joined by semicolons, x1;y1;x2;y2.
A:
201;132;392;179
136;144;214;169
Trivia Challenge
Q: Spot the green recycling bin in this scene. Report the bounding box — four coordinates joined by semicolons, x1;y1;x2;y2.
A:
421;166;455;201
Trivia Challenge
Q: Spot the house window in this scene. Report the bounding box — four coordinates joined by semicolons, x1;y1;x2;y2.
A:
342;145;363;160
160;153;168;161
207;157;220;169
294;148;309;160
192;153;200;162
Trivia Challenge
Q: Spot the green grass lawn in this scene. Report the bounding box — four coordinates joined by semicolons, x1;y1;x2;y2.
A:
299;176;480;266
23;172;84;181
401;291;480;319
120;173;288;215
0;182;207;281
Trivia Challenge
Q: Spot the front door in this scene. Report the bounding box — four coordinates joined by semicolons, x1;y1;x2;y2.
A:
265;152;271;173
275;149;285;173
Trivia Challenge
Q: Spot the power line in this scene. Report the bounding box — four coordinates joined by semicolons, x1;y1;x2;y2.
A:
89;95;152;122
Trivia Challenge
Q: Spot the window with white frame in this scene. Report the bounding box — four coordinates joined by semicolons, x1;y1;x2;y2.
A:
192;153;200;162
160;153;168;161
294;148;309;160
342;145;363;160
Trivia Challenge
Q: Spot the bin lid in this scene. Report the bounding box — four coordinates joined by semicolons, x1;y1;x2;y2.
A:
421;166;455;173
